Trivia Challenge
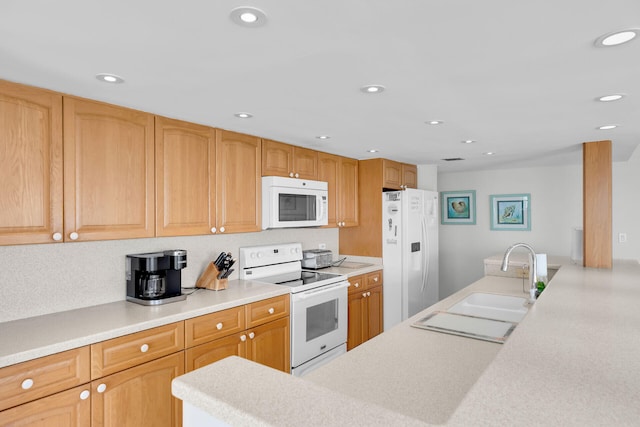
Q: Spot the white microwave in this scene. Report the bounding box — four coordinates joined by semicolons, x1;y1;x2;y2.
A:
262;176;328;229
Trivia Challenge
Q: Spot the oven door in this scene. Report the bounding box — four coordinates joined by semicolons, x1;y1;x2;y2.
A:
291;281;349;368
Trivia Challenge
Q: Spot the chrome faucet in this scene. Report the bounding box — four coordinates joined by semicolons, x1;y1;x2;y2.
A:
501;243;538;302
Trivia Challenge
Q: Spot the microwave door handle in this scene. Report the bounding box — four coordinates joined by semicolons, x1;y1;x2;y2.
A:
317;195;324;221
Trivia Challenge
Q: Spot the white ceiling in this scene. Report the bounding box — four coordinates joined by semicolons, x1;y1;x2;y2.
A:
2;0;639;172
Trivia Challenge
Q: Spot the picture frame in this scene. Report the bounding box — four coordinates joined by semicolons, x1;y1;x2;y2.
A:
440;190;476;225
490;193;531;231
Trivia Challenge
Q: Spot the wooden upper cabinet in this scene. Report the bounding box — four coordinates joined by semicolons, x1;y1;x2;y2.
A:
339;157;359;227
401;163;418;189
155;117;216;236
262;139;318;179
318;152;359;228
216;130;262;233
382;159;417;190
318;152;339;227
0;80;63;246
63;97;155;242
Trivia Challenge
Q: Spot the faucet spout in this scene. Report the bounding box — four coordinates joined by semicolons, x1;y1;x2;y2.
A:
501;243;538;302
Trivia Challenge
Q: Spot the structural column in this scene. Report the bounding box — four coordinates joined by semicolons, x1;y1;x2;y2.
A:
583;140;612;268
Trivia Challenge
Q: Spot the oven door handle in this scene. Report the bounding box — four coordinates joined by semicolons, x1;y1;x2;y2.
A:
295;281;349;300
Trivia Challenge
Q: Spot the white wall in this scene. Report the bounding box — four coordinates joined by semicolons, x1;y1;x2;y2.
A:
437;147;640;299
0;228;338;322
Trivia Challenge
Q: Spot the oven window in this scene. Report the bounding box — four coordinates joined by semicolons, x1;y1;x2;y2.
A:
279;193;316;222
306;299;338;341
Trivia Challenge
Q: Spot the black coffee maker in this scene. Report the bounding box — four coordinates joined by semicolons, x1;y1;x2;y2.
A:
126;250;187;305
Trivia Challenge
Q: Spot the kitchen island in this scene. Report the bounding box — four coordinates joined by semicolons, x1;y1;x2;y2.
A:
172;260;640;426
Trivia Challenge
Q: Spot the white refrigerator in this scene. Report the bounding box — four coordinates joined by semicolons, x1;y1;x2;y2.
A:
382;189;439;331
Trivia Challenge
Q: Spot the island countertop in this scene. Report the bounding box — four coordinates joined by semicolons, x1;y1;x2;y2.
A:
173;260;640;426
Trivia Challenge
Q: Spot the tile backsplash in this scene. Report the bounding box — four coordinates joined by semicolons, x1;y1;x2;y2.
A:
0;228;338;322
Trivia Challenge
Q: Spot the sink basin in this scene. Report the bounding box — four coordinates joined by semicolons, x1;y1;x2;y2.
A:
337;261;372;269
447;293;528;323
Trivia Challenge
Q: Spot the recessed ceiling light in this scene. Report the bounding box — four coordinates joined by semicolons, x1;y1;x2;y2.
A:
594;29;639;47
360;85;385;94
230;7;267;28
95;73;124;84
461;140;476;144
597;124;618;130
426;120;443;125
483;152;495;156
234;112;253;119
367;149;379;153
316;135;331;140
596;94;625;102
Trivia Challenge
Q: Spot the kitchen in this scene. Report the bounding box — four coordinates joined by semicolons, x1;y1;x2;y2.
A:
2;1;640;425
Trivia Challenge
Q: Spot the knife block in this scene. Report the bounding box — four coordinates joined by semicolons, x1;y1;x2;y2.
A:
196;262;227;291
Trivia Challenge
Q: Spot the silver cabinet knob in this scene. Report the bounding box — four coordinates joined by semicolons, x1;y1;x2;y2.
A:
373;277;379;282
21;378;34;390
268;308;275;315
52;232;62;241
294;173;299;178
140;344;149;353
211;227;216;233
240;334;247;342
362;292;367;298
289;172;294;177
69;232;79;240
216;322;223;330
97;383;107;393
249;332;255;339
80;390;90;400
219;226;225;233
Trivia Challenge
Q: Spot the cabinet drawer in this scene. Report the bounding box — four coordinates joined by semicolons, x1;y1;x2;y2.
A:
185;305;245;348
246;295;290;329
0;346;90;412
366;270;383;287
91;322;184;379
348;274;366;294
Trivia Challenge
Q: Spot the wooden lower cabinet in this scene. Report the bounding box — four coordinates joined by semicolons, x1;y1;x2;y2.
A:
92;352;184;427
0;384;91;426
347;271;384;351
185;317;290;374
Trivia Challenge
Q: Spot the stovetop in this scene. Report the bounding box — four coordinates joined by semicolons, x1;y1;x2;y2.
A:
252;270;346;293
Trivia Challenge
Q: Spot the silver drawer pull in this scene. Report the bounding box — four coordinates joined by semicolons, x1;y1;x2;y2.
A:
21;378;34;390
216;322;223;330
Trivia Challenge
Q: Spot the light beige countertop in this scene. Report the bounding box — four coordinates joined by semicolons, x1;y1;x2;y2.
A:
0;280;289;368
173;260;640;426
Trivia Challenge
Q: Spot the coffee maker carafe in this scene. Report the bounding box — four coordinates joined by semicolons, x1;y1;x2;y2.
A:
126;250;187;305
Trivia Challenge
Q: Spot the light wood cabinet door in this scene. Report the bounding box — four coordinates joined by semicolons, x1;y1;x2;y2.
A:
0;80;63;246
92;352;184;427
0;384;91;427
402;163;418;189
262;139;291;177
382;159;403;189
347;291;366;351
63;97;155;242
367;285;384;340
215;130;261;233
185;333;247;372
317;152;339;227
262;139;318;179
0;347;90;412
155;117;216;236
338;156;359;227
246;317;290;373
292;146;318;179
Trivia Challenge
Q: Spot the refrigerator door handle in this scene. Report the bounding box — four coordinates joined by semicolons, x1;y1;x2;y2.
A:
421;216;429;293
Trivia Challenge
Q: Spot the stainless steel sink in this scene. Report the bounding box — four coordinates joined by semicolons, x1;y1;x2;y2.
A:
337;261;373;269
447;292;529;323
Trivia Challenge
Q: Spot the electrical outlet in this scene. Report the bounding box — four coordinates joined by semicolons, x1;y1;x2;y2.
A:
618;233;628;243
318;243;326;249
